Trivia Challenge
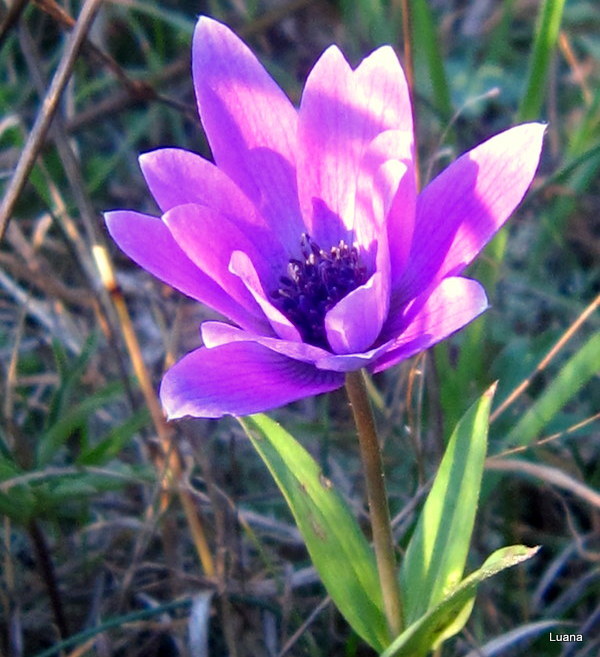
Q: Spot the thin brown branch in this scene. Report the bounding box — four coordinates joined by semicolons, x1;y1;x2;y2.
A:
486;458;600;510
93;246;216;578
0;250;94;309
0;0;104;243
0;0;30;47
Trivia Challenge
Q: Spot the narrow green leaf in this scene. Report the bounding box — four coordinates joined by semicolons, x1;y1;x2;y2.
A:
77;408;149;466
240;414;388;651
412;0;453;123
47;333;99;427
37;382;123;466
400;384;495;626
382;545;539;657
518;0;567;121
507;332;600;446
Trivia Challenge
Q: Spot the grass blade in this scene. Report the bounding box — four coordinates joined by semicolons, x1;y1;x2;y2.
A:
400;384;495;626
518;0;567;121
507;332;600;446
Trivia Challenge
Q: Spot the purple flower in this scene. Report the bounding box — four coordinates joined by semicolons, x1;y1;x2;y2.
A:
105;17;545;419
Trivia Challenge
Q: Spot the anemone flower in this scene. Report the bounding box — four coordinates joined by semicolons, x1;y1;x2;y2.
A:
105;17;545;419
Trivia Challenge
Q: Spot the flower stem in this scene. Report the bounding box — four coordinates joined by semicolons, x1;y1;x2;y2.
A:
345;370;404;639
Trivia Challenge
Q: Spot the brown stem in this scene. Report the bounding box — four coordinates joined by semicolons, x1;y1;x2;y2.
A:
345;370;403;638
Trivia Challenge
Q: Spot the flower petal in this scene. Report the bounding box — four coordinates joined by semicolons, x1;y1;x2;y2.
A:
104;210;265;332
160;342;344;419
372;277;489;373
243;148;305;252
354;130;416;264
380;159;417;284
201;320;330;364
325;271;388;354
397;123;545;301
192;17;298;218
297;45;413;246
163;203;283;317
229;250;302;342
138;148;257;218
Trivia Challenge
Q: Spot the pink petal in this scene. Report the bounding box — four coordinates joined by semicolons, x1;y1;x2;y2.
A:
201;321;383;374
229;250;302;342
104;210;265;332
324;271;389;354
397;123;546;301
297;45;413;247
163;203;282;316
160;342;344;419
192;17;299;234
323;201;392;356
243;148;305;252
139;148;257;218
201;321;330;364
372;277;489;373
372;157;416;283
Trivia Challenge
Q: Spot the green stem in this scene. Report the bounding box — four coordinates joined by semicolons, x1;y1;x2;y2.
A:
345;370;403;639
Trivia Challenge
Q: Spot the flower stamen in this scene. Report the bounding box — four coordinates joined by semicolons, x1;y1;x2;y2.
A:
271;233;367;348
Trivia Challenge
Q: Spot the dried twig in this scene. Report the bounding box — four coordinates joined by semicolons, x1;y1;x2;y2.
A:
486;458;600;510
0;0;104;242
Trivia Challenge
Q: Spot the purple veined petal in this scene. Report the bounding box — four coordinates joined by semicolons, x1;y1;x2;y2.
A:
160;342;344;419
371;276;489;373
323;175;393;356
163;203;283;318
297;44;413;247
200;320;385;375
396;122;546;302
244;147;305;253
325;270;389;354
314;343;389;372
354;129;415;248
353;46;413;145
201;321;330;364
229;250;302;343
104;210;267;333
192;17;298;210
372;158;416;284
139;148;257;219
297;46;354;246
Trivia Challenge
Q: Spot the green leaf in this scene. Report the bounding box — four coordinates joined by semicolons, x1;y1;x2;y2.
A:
240;414;389;651
37;381;123;466
506;332;600;446
381;545;539;657
0;457;35;521
77;407;149;466
47;333;99;428
518;0;567;121
400;385;495;628
412;0;453;124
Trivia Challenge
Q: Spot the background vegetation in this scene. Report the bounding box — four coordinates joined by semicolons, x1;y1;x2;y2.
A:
0;0;598;655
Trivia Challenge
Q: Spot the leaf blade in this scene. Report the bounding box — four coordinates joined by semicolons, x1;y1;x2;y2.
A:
400;385;495;625
506;332;600;446
240;414;389;650
382;545;539;657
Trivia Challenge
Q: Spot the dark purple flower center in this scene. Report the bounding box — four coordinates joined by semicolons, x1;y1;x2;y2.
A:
271;233;367;349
